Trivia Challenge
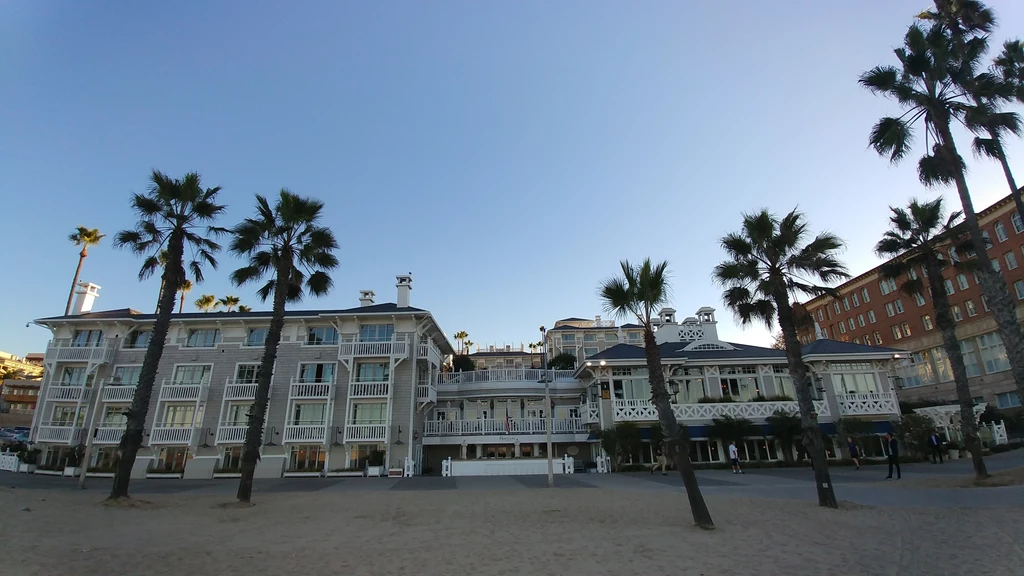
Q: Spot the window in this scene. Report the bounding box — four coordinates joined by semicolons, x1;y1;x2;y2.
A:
992;259;1001;273
852;293;860;307
71;330;103;347
288;445;325;472
604;332;618;342
922;315;933;330
867;310;877;323
873;331;882;345
839;322;846;334
58;366;90;386
974;271;981;285
960;340;981;378
952;305;963;322
848;318;855;331
857;314;865;327
908;267;918;280
101;405;130;425
112;365;141;385
719;366;759;401
995;221;1008;242
817;309;824;321
185;329;220;347
355;362;388;382
894;299;903;314
965;300;978;317
306;326;338;345
1015;281;1024;300
954;274;968;291
982;230;991;248
891;326;902;340
885;303;895;317
862;288;871;303
245;328;267;347
292;403;327;424
225;403;253;426
358;324;394;342
921;265;929;278
834;371;880;395
842;297;850;311
853;337;860;344
833;301;841;314
996;391;1022;409
1006;251;1019;270
234;364;260;383
583;333;597;343
125;331;151;349
944;279;955;295
913;293;926;306
948;247;960;263
172;364;212;384
162;404;197;427
978;332;1011;374
561;333;577;345
901;322;912;337
351;402;387;425
668;367;708;403
220;446;243;471
347;444;385;469
983;295;990;311
583;347;599;357
50;405;83;426
298;363;335;383
1013;212;1024;234
879;280;890;295
627;332;641;344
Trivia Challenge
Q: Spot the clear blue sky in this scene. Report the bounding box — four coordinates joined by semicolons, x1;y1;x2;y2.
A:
2;1;1023;355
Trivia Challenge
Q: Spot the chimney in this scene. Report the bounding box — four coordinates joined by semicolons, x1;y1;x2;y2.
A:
71;282;101;315
396;274;412;308
359;290;375;307
594;315;601;326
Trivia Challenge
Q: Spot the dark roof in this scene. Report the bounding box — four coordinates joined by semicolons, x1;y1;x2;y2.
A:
556;317;589;322
469;351;540;357
548;323;642;332
585;338;901;362
36;302;426;322
802;339;903;355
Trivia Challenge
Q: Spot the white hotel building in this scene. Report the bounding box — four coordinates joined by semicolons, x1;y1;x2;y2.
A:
30;279;905;479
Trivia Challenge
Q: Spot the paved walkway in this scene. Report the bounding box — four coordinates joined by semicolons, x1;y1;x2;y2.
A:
5;450;1022;508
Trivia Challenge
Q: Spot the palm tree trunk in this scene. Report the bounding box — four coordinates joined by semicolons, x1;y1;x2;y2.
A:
642;328;714;529
155;280;165;314
935;119;1024;405
179;292;186;314
65;250;87;315
924;257;988;479
109;234;184;499
776;291;838;508
237;262;290;502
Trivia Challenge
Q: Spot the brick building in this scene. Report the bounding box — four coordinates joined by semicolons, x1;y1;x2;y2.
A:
797;192;1024;411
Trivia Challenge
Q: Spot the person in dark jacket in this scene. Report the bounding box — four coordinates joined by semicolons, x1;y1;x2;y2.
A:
928;433;944;464
885;433;901;480
847;436;861;470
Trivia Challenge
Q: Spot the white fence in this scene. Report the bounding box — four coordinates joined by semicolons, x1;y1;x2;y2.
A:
0;452;18;473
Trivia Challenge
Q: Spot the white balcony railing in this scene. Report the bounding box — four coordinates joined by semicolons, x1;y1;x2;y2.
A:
224;380;259;401
101;385;137;403
836;392;899;416
157;380;208;402
422;418;588;437
584;402;600;424
215;424;249;444
44;340;115;364
344;424;387;442
416;383;436;403
36;424;82;444
416;342;442;365
612;399;832;422
45;385;91;402
288;379;334;399
349;381;389;398
283;423;327;443
339;336;409;358
149;425;195;445
437;369;577;386
93;426;126;444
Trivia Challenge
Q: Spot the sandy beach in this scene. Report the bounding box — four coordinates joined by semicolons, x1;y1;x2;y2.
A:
3;484;1021;576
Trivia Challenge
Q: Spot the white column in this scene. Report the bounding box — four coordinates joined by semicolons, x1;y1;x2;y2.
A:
514;441;521;458
476;444;484;459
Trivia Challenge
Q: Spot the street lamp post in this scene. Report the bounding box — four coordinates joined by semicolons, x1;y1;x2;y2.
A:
540;326;553;488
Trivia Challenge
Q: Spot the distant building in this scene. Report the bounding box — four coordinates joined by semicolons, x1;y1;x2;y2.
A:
0;351;45;379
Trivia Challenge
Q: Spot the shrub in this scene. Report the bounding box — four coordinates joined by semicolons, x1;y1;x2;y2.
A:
891;414;935;458
990;440;1024;454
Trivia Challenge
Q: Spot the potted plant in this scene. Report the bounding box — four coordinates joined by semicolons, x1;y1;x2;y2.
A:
946;440;961;460
16;447;41;473
365;450;386;477
63;445;86;477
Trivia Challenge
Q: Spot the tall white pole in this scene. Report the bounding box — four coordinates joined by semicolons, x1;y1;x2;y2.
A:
545;378;553;487
78;379;104;489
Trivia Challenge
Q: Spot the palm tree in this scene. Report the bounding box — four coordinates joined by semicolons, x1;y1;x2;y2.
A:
463;340;474;354
862;19;1024;405
178;279;193;313
219;295;241;312
194;294;218;312
65;226;105;315
600;258;714;529
229;189;339;503
109;170;225;500
454;331;469;355
706;416;760;458
766;410;802;463
237;305;252;313
713;209;848;508
875;198;988;478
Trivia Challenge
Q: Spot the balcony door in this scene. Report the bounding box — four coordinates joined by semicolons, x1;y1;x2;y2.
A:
172;364;212;385
298;363;334;383
163;404;199;428
235;364;261;384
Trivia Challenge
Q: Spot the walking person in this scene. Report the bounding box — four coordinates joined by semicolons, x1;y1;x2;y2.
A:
847;436;861;470
650;444;668;476
728;441;743;474
885;432;901;480
928;432;944;464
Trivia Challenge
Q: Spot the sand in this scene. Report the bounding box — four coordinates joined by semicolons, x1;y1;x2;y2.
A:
903;465;1024;489
2;485;1021;576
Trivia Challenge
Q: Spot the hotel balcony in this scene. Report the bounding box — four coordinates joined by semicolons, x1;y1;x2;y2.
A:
339;336;409;358
36;423;84;444
422;418;588;437
611;399;833;422
45;384;91;403
348;381;389;398
583;402;600;425
416;341;442;365
283;423;328;443
288;379;334;400
92;426;127;444
437;369;576;386
149;424;195;445
344;423;387;443
416;380;437;404
157;379;208;402
224;379;259;401
44;339;115;365
101;383;137;403
215;423;249;444
836;392;899;416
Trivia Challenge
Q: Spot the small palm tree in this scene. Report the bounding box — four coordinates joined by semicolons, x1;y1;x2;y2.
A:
706;416;759;458
463;340;474;354
237;305;252;313
600;258;714;529
177;279;193;313
454;330;469;355
766;410;802;463
861;18;1024;404
194;294;218;312
875;197;988;479
109;170;225;500
65;226;105;315
714;208;848;508
229;189;339;503
219;295;241;312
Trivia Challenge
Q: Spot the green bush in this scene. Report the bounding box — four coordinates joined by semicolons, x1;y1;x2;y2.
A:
891;414;936;458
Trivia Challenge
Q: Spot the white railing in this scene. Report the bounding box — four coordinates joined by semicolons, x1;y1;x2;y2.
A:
422;418;587;436
283;423;327;443
102;385;137;403
344;424;387;442
93;426;126;444
216;424;249;444
45;385;91;402
0;453;19;472
288;379;334;399
613;399;832;422
149;425;195;445
36;425;81;444
224;380;259;400
836;392;899;416
339;336;409;358
437;369;577;385
585;402;600;424
349;381;389;397
416;383;436;403
157;379;207;401
44;340;115;364
416;342;442;364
